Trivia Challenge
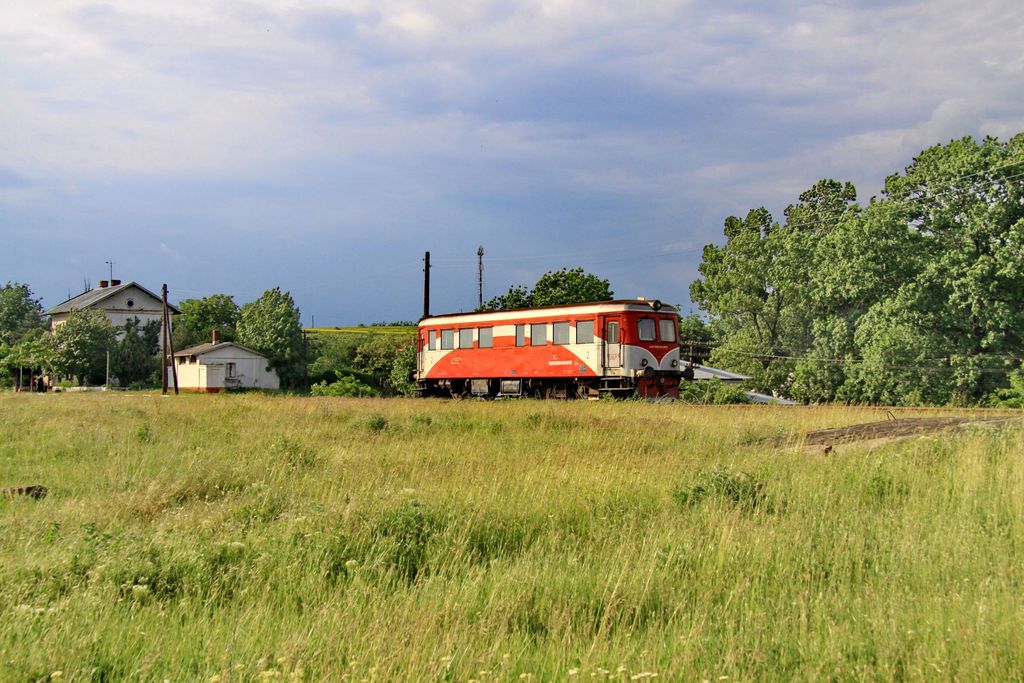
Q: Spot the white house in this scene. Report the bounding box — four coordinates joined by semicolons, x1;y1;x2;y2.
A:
174;338;280;392
45;280;180;346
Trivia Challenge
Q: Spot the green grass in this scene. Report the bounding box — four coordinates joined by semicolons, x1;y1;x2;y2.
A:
306;326;416;336
0;394;1021;681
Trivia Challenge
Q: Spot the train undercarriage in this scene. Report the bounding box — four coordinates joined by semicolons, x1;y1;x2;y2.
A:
417;371;685;400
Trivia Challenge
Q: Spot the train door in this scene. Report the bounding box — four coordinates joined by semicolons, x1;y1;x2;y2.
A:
416;331;424;377
604;319;621;368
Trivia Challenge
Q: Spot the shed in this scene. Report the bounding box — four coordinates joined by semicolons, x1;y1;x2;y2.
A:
173;341;279;392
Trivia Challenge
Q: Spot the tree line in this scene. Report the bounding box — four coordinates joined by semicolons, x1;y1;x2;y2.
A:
689;133;1024;406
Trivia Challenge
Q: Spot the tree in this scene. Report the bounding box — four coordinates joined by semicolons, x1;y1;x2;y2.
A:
113;318;161;386
1;329;55;389
0;282;45;346
236;288;306;389
51;309;117;385
173;294;239;348
689;132;1024;405
480;268;613;311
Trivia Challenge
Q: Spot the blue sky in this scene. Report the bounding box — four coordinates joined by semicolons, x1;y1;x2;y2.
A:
2;0;1023;324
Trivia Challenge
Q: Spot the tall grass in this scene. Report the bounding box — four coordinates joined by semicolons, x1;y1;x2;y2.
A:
0;394;1021;680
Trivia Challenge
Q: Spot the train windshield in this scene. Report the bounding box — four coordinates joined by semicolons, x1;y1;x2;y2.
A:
659;319;677;342
638;318;656;341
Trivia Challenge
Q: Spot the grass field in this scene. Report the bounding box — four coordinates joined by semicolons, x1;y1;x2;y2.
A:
305;326;416;336
1;394;1022;681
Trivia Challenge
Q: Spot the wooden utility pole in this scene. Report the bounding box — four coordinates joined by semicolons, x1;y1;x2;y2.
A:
167;290;178;395
477;245;484;308
161;284;169;394
423;251;431;319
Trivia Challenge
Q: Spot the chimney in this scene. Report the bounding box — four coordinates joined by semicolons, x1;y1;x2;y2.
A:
211;329;218;344
110;279;121;286
99;280;109;288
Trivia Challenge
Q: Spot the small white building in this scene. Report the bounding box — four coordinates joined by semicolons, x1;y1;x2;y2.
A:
45;280;179;347
174;340;280;392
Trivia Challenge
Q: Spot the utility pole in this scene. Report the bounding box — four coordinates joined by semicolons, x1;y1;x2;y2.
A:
423;251;431;319
161;284;169;395
477;245;484;309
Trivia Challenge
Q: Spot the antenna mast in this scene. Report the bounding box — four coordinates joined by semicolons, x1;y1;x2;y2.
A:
477;245;484;308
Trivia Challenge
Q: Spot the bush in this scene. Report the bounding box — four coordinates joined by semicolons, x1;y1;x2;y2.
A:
311;375;377;397
671;465;772;512
679;378;752;404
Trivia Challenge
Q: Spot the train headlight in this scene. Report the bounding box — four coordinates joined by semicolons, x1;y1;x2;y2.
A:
640;358;649;367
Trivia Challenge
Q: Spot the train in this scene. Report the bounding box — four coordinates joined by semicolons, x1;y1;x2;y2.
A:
414;299;693;399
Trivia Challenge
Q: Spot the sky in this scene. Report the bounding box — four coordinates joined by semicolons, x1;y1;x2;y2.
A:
2;1;1023;324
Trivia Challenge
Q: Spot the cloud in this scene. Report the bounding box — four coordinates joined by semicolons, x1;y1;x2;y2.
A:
1;0;1022;321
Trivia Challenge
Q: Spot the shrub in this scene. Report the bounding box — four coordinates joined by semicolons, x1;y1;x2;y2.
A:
311;375;377;397
672;464;772;512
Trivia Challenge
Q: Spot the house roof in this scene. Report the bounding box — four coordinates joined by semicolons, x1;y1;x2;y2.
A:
45;281;182;316
174;341;266;358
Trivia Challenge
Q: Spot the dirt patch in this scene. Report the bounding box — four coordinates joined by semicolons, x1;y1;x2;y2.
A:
774;415;1019;453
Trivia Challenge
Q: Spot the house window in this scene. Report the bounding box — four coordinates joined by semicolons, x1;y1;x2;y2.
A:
459;328;474;349
531;323;547;346
441;329;454;350
478;327;493;348
227;362;237;378
552;322;570;345
576;320;594;344
429;330;437;350
638;318;656;341
515;324;525;347
659;319;677;342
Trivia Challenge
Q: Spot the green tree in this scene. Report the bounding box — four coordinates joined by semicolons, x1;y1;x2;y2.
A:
479;268;613;311
113;318;160;386
0;282;45;345
1;329;55;389
236;288;306;389
51;309;117;385
690;133;1024;405
173;294;239;348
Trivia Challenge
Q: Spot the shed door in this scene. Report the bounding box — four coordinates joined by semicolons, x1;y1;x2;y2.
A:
605;320;621;368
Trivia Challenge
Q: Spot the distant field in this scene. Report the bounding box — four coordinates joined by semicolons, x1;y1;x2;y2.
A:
306;326;416;336
1;394;1022;680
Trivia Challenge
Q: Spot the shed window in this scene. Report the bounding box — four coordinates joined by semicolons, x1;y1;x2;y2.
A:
576;320;594;344
459;328;474;349
515;324;526;347
478;327;493;348
531;323;547;346
428;330;437;350
552;322;570;345
638;318;656;341
441;329;454;350
659;319;677;342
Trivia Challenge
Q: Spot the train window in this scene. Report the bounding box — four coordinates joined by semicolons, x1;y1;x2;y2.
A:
428;330;437;350
659;319;677;342
552;322;570;345
638;318;656;341
531;323;547;346
516;324;526;347
478;327;493;348
607;321;619;344
576;320;594;344
459;328;474;349
441;329;454;350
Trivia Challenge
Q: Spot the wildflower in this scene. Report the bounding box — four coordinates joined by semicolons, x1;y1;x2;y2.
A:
276;657;288;665
568;669;580;676
345;559;358;569
50;673;63;680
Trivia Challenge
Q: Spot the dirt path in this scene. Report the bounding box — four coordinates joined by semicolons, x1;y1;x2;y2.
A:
775;415;1020;452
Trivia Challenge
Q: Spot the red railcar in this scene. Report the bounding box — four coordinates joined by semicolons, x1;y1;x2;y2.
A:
415;299;688;398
